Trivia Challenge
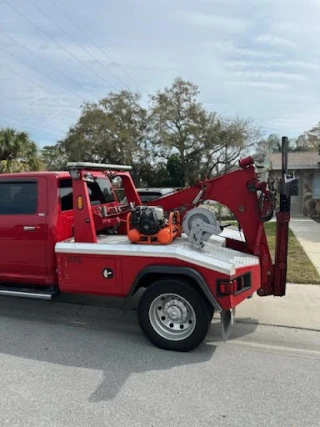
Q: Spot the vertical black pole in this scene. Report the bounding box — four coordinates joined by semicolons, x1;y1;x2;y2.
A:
280;136;290;212
274;136;290;296
281;136;288;176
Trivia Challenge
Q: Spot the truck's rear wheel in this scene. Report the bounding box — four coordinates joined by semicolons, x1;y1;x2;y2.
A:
137;279;213;352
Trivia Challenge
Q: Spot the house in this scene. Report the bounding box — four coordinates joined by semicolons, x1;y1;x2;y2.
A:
268;151;320;217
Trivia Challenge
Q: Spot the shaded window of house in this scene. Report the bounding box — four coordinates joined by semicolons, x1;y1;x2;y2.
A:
312;174;320;199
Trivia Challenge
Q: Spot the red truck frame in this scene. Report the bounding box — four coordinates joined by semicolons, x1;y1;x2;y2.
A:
0;137;298;351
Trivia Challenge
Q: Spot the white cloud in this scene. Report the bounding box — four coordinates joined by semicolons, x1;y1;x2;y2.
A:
224;59;320;73
232;70;304;82
226;81;289;90
206;40;283;60
174;11;249;33
265;108;320;135
0;0;319;146
256;34;296;49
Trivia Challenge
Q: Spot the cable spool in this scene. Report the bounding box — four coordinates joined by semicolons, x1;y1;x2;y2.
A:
182;207;221;242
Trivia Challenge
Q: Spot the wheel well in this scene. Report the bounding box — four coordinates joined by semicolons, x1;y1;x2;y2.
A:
129;269;219;312
137;273;198;290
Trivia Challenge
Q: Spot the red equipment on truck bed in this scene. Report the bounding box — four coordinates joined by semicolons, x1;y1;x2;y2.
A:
0;137;298;351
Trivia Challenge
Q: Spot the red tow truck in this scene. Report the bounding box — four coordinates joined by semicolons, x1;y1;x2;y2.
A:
0;137;298;351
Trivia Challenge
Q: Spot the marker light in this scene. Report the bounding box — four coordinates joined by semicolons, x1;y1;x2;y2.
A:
77;196;83;210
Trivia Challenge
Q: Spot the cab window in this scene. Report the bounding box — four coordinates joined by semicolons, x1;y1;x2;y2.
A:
0;181;38;215
59;178;116;211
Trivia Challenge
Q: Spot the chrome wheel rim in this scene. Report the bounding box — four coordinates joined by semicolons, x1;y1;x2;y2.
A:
149;293;196;341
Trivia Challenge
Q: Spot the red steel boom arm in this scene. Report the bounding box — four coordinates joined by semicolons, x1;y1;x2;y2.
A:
152;162;276;295
149;138;298;297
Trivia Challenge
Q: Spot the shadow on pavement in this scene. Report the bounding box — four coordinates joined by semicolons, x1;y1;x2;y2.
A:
0;296;260;402
206;316;259;343
88;339;216;402
0;296;219;402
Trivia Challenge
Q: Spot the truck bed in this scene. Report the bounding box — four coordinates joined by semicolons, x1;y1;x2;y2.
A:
55;228;258;276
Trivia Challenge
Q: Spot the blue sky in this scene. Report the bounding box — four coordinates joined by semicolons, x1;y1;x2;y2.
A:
0;0;320;147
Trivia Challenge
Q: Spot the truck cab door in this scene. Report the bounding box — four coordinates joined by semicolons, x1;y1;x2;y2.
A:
0;177;48;284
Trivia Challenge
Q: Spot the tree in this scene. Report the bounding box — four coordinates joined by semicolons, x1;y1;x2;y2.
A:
58;90;148;169
256;131;319;153
0;127;43;173
43;78;260;185
304;122;320;153
136;161;165;187
292;133;315;152
148;77;214;186
199;116;259;177
148;77;257;185
136;155;185;188
166;154;184;187
40;144;67;171
256;133;281;153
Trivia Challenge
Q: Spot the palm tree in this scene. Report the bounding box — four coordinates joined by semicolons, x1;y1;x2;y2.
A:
0;127;43;173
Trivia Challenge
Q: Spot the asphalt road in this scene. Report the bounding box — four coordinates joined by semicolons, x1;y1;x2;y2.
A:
0;296;319;427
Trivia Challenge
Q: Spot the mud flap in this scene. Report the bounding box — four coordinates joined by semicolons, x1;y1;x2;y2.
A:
220;309;235;341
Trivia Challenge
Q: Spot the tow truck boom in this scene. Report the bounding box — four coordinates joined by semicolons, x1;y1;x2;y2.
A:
143;136;298;297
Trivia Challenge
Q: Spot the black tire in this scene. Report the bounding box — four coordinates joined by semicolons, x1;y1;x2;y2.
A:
137;278;213;352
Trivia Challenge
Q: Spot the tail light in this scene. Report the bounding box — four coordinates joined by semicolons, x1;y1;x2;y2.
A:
218;280;237;296
217;274;251;297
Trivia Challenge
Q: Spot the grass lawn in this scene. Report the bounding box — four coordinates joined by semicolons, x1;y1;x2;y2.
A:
222;221;320;284
263;222;320;285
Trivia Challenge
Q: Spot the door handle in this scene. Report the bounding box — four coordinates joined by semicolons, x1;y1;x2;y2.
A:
23;226;38;231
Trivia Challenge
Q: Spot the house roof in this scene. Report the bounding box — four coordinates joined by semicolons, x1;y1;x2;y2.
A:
268;151;320;170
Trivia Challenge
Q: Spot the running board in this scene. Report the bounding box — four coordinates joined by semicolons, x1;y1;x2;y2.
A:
0;285;58;300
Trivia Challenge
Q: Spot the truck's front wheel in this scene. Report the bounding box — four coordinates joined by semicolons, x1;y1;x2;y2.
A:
137;279;213;352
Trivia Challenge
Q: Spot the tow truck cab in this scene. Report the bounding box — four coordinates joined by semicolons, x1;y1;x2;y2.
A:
0;171;133;285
